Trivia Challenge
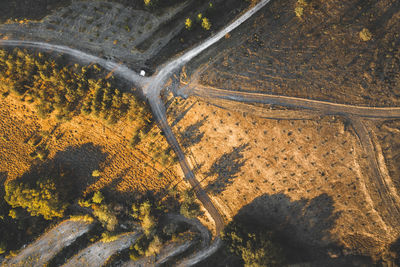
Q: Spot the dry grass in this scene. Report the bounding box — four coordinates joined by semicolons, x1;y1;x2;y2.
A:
0;94;180;198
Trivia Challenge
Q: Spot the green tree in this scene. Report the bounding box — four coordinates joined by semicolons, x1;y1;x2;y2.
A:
5;179;67;220
201;17;211;30
132;201;156;235
180;190;202;218
93;204;118;231
92;191;104;204
222;220;285;267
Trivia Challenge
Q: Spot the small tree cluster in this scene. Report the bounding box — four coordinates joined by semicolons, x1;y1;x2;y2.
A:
0;48;151;128
5;179;67;220
185;13;212;31
180;190;202;218
222;219;285;267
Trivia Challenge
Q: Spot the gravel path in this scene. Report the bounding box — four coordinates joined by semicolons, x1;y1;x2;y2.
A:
2;219;95;267
62;232;142;267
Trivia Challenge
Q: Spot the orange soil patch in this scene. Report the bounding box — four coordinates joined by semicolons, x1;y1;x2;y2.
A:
0;95;181;197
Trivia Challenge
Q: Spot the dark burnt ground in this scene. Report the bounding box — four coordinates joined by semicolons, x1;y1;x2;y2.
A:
191;0;400;107
145;0;249;70
0;0;71;23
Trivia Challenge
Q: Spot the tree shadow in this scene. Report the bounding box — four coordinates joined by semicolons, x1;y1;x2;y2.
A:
205;143;249;195
13;142;107;201
170;101;197;128
179;116;208;149
203;193;374;266
50;142;108;192
235;193;340;253
388;237;400;266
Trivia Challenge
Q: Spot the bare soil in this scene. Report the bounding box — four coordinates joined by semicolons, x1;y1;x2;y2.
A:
168;96;399;259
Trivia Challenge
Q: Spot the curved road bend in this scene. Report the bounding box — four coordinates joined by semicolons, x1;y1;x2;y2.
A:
0;40;147;88
350;118;400;227
186;85;400;119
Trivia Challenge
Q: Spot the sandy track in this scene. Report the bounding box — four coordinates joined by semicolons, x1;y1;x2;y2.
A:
3;219;95;267
185;85;400;119
62;232;142;267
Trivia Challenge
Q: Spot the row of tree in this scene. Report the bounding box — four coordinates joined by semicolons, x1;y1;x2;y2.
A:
0;48;151;127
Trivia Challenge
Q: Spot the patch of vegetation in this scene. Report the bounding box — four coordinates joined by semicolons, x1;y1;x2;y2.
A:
222;218;286;267
180;190;203;219
5;179;67;220
4;162;77;221
128;191;188;260
0;48;151;128
0;162;78;255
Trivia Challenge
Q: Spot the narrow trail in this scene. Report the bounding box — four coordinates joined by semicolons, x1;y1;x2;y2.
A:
183;84;400;118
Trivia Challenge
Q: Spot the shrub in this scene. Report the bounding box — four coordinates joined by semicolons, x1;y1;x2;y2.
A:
92;170;101;177
92;191;104;204
185;18;192;30
100;232;119;242
201;17;211;30
359;28;372;41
